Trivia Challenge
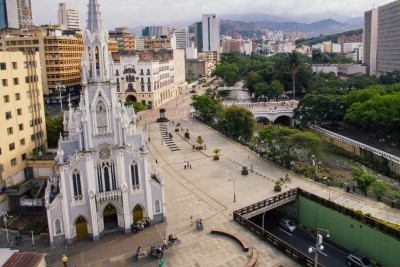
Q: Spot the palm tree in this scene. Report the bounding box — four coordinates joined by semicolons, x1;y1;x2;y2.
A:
287;51;302;99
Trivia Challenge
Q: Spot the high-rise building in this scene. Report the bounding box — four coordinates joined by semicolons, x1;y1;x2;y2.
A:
364;0;400;76
202;14;220;53
194;22;203;52
171;26;188;50
45;0;165;245
3;0;32;29
144;35;176;50
142;26;169;37
1;26;84;105
58;3;80;30
0;51;47;187
0;0;7;28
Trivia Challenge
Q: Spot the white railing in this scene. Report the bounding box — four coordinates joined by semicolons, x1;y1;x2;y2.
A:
20;197;44;207
95;190;121;203
252;109;294;114
310;125;400;164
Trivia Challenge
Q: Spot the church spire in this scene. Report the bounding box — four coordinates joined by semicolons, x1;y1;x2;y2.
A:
87;0;103;32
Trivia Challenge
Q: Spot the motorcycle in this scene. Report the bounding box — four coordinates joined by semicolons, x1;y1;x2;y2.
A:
167;237;181;246
196;221;203;231
150;245;163;259
135;247;146;262
131;222;144;233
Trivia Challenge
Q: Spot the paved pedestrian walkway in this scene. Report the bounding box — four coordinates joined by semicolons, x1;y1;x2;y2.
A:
2;86;399;267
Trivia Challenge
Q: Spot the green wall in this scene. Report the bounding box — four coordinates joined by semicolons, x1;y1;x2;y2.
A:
298;196;400;267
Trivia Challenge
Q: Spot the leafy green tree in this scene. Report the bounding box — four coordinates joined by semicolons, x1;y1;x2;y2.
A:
287;50;302;99
346;85;386;106
217;105;255;141
312;49;324;64
125;101;147;113
46;114;64;148
244;71;263;93
371;180;390;201
267;80;285;100
191;95;222;125
351;166;376;196
212;63;239;86
294;94;348;126
346;73;380;90
254;82;268;99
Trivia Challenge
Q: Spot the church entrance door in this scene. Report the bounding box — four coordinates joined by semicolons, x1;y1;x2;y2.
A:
76;216;88;240
132;205;144;223
103;203;118;231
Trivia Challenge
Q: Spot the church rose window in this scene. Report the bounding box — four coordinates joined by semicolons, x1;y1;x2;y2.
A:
99;148;111;160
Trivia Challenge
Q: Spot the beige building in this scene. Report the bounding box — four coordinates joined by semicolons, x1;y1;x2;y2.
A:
144;35;176;51
114;49;186;108
109;27;136;52
0;25;83;105
185;59;208;80
0;51;47;191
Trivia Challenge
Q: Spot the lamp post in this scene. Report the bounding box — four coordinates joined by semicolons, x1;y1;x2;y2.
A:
311;155;321;179
56;83;66;111
308;228;330;267
226;170;237;202
2;211;10;246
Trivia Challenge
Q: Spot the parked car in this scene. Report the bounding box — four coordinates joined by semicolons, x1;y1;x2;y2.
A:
346;252;372;267
279;218;296;232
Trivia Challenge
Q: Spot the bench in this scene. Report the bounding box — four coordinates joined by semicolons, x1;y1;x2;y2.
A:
247;249;257;267
210;229;249;252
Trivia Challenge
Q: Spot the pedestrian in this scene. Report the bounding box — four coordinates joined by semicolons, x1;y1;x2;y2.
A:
184;164;186;169
162;238;168;250
148;137;151;143
155;159;158;164
189;164;192;169
61;255;68;267
190;215;193;225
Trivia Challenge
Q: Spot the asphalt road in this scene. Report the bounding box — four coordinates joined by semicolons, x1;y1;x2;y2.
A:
250;212;349;267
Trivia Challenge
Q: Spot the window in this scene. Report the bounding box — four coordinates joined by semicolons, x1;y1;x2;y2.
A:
12;62;17;69
131;162;139;189
5;111;12;119
9;143;15;151
7;127;13;135
11;158;17;166
2;79;8;86
17;109;22;115
22;153;26;160
0;63;6;70
15;93;20;100
20;138;25;145
18;124;23;131
154;200;161;213
72;170;82;197
55;220;62;235
13;78;19;85
31;134;35;141
3;95;9;103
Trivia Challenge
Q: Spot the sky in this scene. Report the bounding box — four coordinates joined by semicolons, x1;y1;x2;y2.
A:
32;0;395;30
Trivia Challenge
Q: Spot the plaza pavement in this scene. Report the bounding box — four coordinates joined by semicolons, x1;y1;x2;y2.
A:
2;87;400;267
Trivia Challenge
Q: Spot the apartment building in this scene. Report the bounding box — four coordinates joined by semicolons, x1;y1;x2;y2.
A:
144;35;176;50
364;0;400;76
171;27;189;50
109;27;135;52
58;3;80;31
0;51;46;189
202;14;220;53
1;25;84;105
114;49;186;109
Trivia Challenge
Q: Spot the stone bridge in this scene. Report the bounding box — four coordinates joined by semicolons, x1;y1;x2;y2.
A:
225;101;298;125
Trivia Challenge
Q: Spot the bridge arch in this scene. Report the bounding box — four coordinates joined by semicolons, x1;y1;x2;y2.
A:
255;116;271;125
274;115;292;126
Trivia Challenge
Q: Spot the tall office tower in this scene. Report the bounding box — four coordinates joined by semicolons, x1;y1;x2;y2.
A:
364;0;400;76
202;14;220;52
0;51;47;188
58;3;80;30
142;26;169;37
171;26;189;50
194;22;203;52
0;0;7;28
4;0;32;29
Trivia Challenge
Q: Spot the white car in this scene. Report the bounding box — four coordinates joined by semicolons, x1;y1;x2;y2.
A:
279;218;297;232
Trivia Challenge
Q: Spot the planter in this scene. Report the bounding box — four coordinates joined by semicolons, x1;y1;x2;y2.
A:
241;169;248;175
213;155;219;160
274;186;282;192
175;128;179;132
196;146;203;150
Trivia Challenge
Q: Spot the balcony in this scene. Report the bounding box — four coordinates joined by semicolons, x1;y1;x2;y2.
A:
95;189;121;203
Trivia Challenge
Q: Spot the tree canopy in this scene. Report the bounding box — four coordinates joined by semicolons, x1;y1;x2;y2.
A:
217;105;255;141
191;95;222;125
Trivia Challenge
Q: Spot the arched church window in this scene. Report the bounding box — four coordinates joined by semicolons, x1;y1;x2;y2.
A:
131;162;139;190
55;219;62;235
72;169;82;197
96;100;108;132
154;200;160;213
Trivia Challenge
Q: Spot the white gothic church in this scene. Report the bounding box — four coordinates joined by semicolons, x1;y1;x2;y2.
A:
44;0;165;245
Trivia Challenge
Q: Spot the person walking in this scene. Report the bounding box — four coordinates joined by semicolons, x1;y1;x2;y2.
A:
155;159;158;164
61;255;68;267
162;238;168;250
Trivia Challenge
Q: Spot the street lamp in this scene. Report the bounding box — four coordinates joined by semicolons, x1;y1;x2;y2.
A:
226;170;237;202
56;83;66;111
2;211;11;246
308;228;330;267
